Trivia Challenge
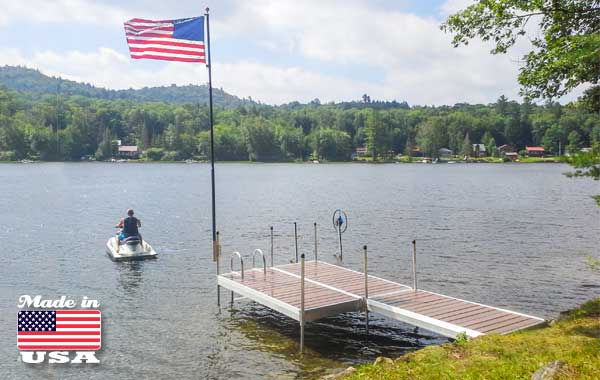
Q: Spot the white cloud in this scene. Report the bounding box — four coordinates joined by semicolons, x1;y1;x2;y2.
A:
0;0;587;105
1;47;385;104
0;0;128;28
213;0;529;104
438;0;475;16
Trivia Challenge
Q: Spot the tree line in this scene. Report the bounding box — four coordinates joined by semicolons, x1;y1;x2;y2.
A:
0;86;599;162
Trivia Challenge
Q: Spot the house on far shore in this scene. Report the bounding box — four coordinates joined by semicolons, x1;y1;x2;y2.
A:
498;144;515;153
525;146;545;157
410;147;425;158
355;147;368;157
438;148;453;158
504;152;518;161
118;145;140;158
472;143;486;157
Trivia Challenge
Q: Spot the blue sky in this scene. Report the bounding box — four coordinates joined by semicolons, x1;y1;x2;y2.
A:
0;0;584;105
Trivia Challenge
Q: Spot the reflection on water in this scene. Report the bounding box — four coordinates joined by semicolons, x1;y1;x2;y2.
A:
115;260;146;294
0;163;598;380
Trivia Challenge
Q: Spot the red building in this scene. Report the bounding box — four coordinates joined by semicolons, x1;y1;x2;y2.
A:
525;146;545;157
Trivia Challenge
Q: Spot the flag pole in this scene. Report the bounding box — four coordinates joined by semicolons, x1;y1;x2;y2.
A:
205;8;217;262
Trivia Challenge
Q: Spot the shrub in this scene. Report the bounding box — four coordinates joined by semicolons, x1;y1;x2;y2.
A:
162;150;182;161
143;147;165;161
0;151;18;161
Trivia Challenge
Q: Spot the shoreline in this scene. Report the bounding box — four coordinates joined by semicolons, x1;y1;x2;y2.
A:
0;158;564;165
327;298;600;380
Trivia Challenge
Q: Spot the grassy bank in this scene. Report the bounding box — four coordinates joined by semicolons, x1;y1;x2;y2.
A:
343;298;600;380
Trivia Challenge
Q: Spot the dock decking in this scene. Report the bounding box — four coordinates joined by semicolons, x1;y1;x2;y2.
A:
218;259;545;348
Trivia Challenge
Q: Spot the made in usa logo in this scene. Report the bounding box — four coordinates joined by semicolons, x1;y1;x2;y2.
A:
17;295;101;364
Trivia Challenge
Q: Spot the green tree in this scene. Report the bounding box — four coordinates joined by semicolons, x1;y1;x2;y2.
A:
310;128;351;161
244;117;280;161
95;128;113;160
365;110;390;160
417;117;447;159
443;1;600;110
462;132;472;157
567;130;583;154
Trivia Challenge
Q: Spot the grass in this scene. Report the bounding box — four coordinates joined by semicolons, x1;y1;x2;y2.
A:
344;298;600;380
517;156;559;163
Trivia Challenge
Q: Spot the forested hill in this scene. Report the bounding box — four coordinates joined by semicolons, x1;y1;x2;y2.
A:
0;65;598;163
0;65;253;107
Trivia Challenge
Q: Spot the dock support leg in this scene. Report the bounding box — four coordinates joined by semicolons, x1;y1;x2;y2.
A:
270;226;274;267
412;239;418;292
294;222;299;263
313;222;318;261
300;254;305;353
363;245;369;336
216;231;221;308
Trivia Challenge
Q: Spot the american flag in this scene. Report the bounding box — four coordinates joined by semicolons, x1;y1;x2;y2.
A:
17;310;101;350
124;17;206;63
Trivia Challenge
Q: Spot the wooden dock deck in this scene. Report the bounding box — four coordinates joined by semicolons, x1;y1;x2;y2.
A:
218;259;545;349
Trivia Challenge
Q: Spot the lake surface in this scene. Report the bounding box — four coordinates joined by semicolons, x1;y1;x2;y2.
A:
1;162;598;379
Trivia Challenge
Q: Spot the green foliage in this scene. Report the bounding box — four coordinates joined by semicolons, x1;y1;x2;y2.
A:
442;1;600;110
365;110;391;160
561;298;600;320
0;70;599;162
0;150;17;161
453;331;469;345
586;256;600;271
143;147;165;161
416;117;447;159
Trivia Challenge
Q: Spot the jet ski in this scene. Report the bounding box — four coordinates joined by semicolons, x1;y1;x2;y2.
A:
106;234;157;261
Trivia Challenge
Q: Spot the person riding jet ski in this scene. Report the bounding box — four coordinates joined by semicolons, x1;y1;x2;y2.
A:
115;209;142;252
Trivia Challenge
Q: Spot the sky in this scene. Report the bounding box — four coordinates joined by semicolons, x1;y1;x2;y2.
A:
0;0;584;106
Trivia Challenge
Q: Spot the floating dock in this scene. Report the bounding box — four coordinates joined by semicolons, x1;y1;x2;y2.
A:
218;254;545;351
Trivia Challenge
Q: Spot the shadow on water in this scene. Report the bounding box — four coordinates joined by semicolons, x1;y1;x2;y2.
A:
223;302;448;378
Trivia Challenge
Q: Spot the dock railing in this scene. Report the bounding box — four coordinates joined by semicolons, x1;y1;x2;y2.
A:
251;248;267;275
230;251;244;305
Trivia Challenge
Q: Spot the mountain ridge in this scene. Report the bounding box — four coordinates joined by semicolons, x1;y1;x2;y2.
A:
0;65;255;107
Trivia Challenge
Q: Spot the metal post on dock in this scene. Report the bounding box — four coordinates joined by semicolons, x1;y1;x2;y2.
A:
338;224;343;261
300;253;305;353
363;245;369;336
230;251;244;306
294;222;299;263
216;231;221;307
270;226;274;267
313;222;318;261
412;239;418;292
332;209;347;261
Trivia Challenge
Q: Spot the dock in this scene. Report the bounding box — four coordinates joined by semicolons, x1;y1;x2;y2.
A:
217;250;545;351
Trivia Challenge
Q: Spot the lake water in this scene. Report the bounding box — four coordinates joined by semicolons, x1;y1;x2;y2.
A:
0;162;598;379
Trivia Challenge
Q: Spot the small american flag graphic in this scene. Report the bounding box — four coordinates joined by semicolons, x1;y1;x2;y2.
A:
17;310;101;350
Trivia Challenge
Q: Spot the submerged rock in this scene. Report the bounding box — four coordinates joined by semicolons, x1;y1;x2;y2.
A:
531;361;566;380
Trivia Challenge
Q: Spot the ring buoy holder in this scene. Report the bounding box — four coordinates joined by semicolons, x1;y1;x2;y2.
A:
332;209;347;261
